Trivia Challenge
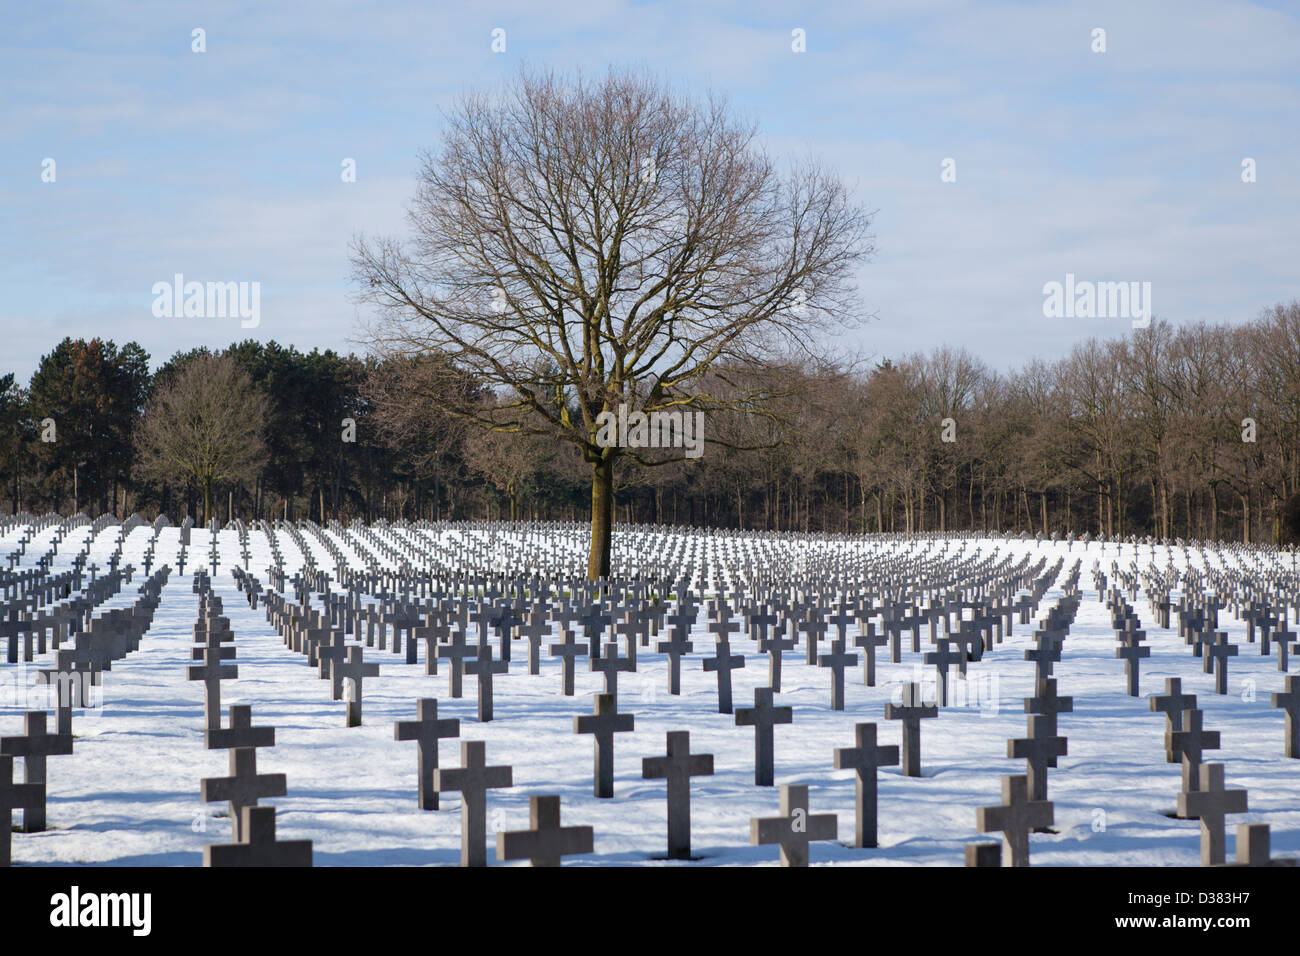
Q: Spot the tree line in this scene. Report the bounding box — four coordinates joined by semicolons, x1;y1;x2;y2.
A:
0;302;1297;544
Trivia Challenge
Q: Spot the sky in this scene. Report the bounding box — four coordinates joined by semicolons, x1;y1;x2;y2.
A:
1;0;1297;382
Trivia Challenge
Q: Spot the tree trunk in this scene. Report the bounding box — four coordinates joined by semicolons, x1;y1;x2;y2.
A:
1160;481;1170;540
588;453;616;580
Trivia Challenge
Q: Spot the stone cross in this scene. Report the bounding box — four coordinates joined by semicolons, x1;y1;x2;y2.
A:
735;687;793;786
1025;678;1073;767
1271;622;1293;672
1008;715;1067;802
201;747;288;842
1176;763;1248;866
580;605;612;662
702;639;745;714
394;698;461;810
616;607;646;667
924;638;963;706
641;731;714;859
437;633;475;698
758;629;796;693
655;627;694;696
37;654;99;737
187;645;238;732
205;704;275;752
411;623;443;676
0;711;72;833
463;644;509;722
549;629;588;697
750;784;838;867
748;606;779;646
335;645;380;727
1206;633;1238;695
590;643;635;710
1115;631;1150;697
0;755;43;867
492;603;521;664
318;631;349;694
574;693;634;798
1269;675;1299;759
518;610;550;676
203;806;313;867
854;623;887;687
976;774;1053;867
884;682;938;777
298;625;330;663
707;609;741;649
800;613;829;666
833;722;899;848
433;740;514;867
817;638;858;710
496;795;594;867
828;604;856;643
1149;677;1196;739
0;613;24;666
1267;618;1293;671
1168;709;1220;795
1024;637;1062;684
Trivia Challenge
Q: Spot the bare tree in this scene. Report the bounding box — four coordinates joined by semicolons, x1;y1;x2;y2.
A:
135;353;269;524
1125;321;1176;539
352;65;872;578
914;346;986;531
362;353;480;520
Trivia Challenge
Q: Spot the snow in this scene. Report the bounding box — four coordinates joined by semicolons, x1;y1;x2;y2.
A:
2;522;1297;866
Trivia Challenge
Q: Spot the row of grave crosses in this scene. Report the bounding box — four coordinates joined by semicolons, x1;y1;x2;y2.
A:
1106;582;1297;757
230;545;1068;732
9;514;1298;867
967;594;1080;866
964;589;1297;869
189;586;313;867
165;520;1300;868
0;564;171;866
378;597;1066;867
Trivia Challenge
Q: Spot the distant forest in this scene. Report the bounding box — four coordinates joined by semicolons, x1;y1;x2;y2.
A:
2;302;1299;545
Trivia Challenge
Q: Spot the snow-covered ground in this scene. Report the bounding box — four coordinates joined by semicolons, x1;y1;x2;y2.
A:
2;522;1296;866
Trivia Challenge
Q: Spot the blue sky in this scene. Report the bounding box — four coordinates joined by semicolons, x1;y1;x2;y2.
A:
2;0;1297;381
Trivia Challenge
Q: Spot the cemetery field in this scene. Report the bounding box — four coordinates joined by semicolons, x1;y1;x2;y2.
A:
2;516;1298;867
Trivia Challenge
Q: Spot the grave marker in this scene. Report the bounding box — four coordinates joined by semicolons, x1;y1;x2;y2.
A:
750;784;838;867
884;682;938;777
574;693;634;798
975;774;1053;867
496;795;593;867
735;687;793;787
833;722;899;848
433;740;514;867
203;806;312;867
394;698;461;810
641;731;714;859
1176;763;1248;866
